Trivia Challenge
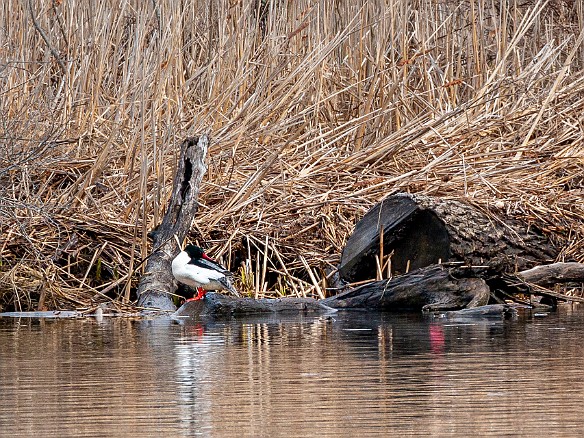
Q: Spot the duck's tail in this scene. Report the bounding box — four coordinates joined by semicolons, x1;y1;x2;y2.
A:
219;277;240;297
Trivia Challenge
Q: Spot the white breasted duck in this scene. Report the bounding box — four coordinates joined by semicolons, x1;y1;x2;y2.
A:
172;244;239;301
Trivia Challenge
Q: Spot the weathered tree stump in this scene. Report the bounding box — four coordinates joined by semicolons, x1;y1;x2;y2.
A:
338;193;557;284
137;136;209;311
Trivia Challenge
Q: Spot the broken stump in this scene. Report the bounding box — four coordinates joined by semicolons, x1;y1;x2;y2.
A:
137;136;209;311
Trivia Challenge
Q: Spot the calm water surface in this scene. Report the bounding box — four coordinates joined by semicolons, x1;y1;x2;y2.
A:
1;305;584;437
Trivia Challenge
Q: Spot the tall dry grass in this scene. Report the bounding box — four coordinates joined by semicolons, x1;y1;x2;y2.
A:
1;0;583;310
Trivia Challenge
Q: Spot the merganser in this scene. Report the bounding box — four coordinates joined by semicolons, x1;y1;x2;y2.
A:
172;244;239;301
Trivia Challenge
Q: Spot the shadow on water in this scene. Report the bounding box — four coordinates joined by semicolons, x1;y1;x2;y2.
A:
1;305;584;437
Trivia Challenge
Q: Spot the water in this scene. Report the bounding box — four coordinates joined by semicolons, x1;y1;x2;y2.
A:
1;306;584;437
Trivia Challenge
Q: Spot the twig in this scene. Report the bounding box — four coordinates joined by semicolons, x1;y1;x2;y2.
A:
28;0;66;74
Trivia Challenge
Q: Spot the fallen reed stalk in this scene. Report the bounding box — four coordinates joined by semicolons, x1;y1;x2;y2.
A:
1;0;583;311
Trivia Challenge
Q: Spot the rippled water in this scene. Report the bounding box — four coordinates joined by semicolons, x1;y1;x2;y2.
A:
1;305;584;437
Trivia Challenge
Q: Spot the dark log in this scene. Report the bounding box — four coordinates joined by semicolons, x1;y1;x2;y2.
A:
174;293;336;317
323;264;491;311
338;193;557;284
137;136;209;311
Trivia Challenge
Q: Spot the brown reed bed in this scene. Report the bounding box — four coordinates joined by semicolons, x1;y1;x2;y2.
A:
1;0;583;311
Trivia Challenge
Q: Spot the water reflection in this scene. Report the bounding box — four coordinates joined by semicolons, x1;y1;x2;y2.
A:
1;307;584;436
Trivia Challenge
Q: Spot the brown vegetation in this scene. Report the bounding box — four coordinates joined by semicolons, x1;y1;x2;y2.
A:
1;0;583;311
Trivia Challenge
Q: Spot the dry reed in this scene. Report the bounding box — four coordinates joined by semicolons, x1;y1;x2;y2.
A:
1;0;583;311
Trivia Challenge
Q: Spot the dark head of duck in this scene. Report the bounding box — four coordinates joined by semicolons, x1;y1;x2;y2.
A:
184;244;211;260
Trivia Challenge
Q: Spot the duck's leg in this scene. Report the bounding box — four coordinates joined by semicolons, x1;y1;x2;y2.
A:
186;287;207;302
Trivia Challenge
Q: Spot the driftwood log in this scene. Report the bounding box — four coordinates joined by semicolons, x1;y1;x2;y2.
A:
323;262;584;312
137;136;209;311
322;264;491;311
175;268;488;316
174;260;584;318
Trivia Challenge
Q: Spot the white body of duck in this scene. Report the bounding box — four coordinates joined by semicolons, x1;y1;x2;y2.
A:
172;245;239;299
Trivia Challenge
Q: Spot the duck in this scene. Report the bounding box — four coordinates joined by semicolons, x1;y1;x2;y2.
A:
172;244;240;301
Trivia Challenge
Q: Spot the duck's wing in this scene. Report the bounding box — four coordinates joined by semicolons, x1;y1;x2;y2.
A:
188;257;232;276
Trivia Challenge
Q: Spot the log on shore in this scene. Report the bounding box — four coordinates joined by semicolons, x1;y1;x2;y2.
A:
324;264;491;311
173;264;491;317
137;136;209;311
174;293;336;317
338;193;557;284
171;262;584;318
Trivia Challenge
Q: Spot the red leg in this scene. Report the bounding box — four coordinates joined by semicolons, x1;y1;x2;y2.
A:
186;287;207;302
